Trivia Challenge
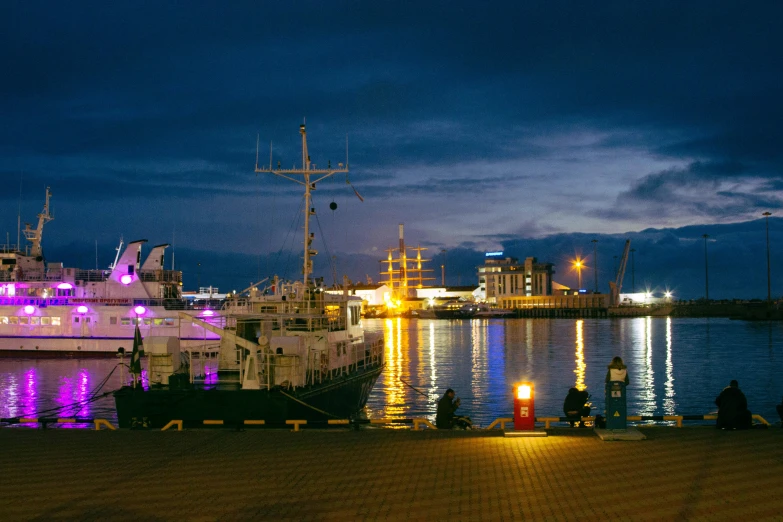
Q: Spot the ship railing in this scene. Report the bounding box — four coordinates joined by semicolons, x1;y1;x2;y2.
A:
75;269;112;282
138;270;182;283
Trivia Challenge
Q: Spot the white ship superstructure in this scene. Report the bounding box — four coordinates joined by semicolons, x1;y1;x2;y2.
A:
0;188;219;356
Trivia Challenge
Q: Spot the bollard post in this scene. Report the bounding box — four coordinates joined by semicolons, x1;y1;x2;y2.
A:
605;381;627;430
513;382;535;431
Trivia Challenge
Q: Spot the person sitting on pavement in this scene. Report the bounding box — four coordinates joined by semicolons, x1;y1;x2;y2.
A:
436;388;461;429
777;397;783;428
715;379;753;430
605;356;630;385
563;387;591;427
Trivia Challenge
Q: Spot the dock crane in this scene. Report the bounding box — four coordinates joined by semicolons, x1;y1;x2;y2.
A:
609;240;631;307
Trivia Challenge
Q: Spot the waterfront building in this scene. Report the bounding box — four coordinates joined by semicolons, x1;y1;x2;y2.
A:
478;253;555;303
478;252;610;312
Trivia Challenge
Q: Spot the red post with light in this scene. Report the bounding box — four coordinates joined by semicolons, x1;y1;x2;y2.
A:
514;382;535;430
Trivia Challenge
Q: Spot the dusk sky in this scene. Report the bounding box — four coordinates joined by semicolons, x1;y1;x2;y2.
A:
2;2;781;299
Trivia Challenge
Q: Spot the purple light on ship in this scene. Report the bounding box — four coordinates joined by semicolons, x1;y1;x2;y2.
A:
57;282;73;290
120;274;133;285
202;310;214;317
134;305;146;315
76;305;88;314
23;305;35;315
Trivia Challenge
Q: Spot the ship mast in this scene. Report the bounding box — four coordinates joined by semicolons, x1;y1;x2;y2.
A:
255;124;348;286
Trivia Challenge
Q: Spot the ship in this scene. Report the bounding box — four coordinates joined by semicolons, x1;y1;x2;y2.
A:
113;123;385;427
0;189;219;357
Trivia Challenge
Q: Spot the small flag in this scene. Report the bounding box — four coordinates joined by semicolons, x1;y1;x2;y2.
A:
351;184;364;202
130;324;144;382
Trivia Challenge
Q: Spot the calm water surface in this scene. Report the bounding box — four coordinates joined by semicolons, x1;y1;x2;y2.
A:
1;317;782;427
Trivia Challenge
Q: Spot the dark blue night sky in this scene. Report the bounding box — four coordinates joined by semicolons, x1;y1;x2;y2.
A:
1;2;781;298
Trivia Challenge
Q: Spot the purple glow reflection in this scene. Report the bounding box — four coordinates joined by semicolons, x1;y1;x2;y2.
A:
134;305;146;315
76;305;88;314
23;305;35;315
120;274;133;285
57;282;74;290
202;310;215;317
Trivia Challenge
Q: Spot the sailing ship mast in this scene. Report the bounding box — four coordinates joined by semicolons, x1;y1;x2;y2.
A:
255;124;348;286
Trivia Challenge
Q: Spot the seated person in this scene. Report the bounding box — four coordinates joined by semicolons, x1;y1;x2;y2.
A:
715;380;753;430
563;387;591;427
436;388;461;429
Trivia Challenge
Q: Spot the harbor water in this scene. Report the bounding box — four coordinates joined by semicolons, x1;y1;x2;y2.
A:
1;317;782;428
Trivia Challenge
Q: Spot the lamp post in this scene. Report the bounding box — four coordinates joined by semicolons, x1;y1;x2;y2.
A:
702;234;710;301
591;239;598;293
763;212;772;305
574;258;583;290
630;249;636;292
441;249;447;286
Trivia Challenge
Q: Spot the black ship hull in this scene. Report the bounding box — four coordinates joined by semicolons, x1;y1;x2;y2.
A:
114;365;383;429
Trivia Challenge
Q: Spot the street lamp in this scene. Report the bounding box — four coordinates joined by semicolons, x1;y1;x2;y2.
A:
573;258;583;290
763;212;772;305
702;234;711;301
630;249;636;293
591;239;598;293
441;249;447;286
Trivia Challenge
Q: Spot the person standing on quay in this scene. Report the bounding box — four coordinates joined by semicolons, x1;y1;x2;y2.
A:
436;388;461;429
605;356;630;385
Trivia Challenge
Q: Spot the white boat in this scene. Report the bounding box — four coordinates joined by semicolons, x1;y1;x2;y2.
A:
0;188;219;357
114;123;385;427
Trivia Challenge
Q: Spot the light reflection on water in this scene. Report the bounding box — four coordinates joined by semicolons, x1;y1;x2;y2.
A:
1;317;782;428
364;317;783;427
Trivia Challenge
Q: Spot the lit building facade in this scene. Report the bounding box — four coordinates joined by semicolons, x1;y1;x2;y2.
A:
478;253;554;304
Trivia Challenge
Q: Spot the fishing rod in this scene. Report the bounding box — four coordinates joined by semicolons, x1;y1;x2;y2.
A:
399;378;429;397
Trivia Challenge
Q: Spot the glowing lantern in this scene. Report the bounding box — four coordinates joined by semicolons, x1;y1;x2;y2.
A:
76;305;88;314
57;282;73;290
24;305;35;315
202;310;214;317
134;306;146;315
120;274;133;285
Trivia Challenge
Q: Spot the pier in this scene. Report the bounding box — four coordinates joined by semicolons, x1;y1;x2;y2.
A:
1;427;781;519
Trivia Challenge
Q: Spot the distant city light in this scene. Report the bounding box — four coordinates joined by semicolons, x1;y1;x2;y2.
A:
24;305;35;315
76;305;88;314
664;291;672;298
134;305;146;315
120;274;133;285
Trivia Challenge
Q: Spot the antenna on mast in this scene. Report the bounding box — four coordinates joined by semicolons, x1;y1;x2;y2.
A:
255;134;260;171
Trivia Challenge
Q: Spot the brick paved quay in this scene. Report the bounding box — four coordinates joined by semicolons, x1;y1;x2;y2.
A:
1;426;782;521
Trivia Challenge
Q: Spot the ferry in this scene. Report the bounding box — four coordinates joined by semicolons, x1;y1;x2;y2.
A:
113;123;385;427
0;188;219;357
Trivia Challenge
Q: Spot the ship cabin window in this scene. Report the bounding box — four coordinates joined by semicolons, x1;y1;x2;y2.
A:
9;316;18;324
84;317;91;324
74;317;80;323
41;317;50;325
153;318;163;326
52;317;60;326
56;288;74;297
164;318;175;326
143;318;151;325
110;317;117;325
121;318;131;326
30;317;40;325
19;316;29;325
0;316;7;324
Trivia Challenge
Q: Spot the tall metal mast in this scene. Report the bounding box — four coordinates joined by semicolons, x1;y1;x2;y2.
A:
255;124;348;286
